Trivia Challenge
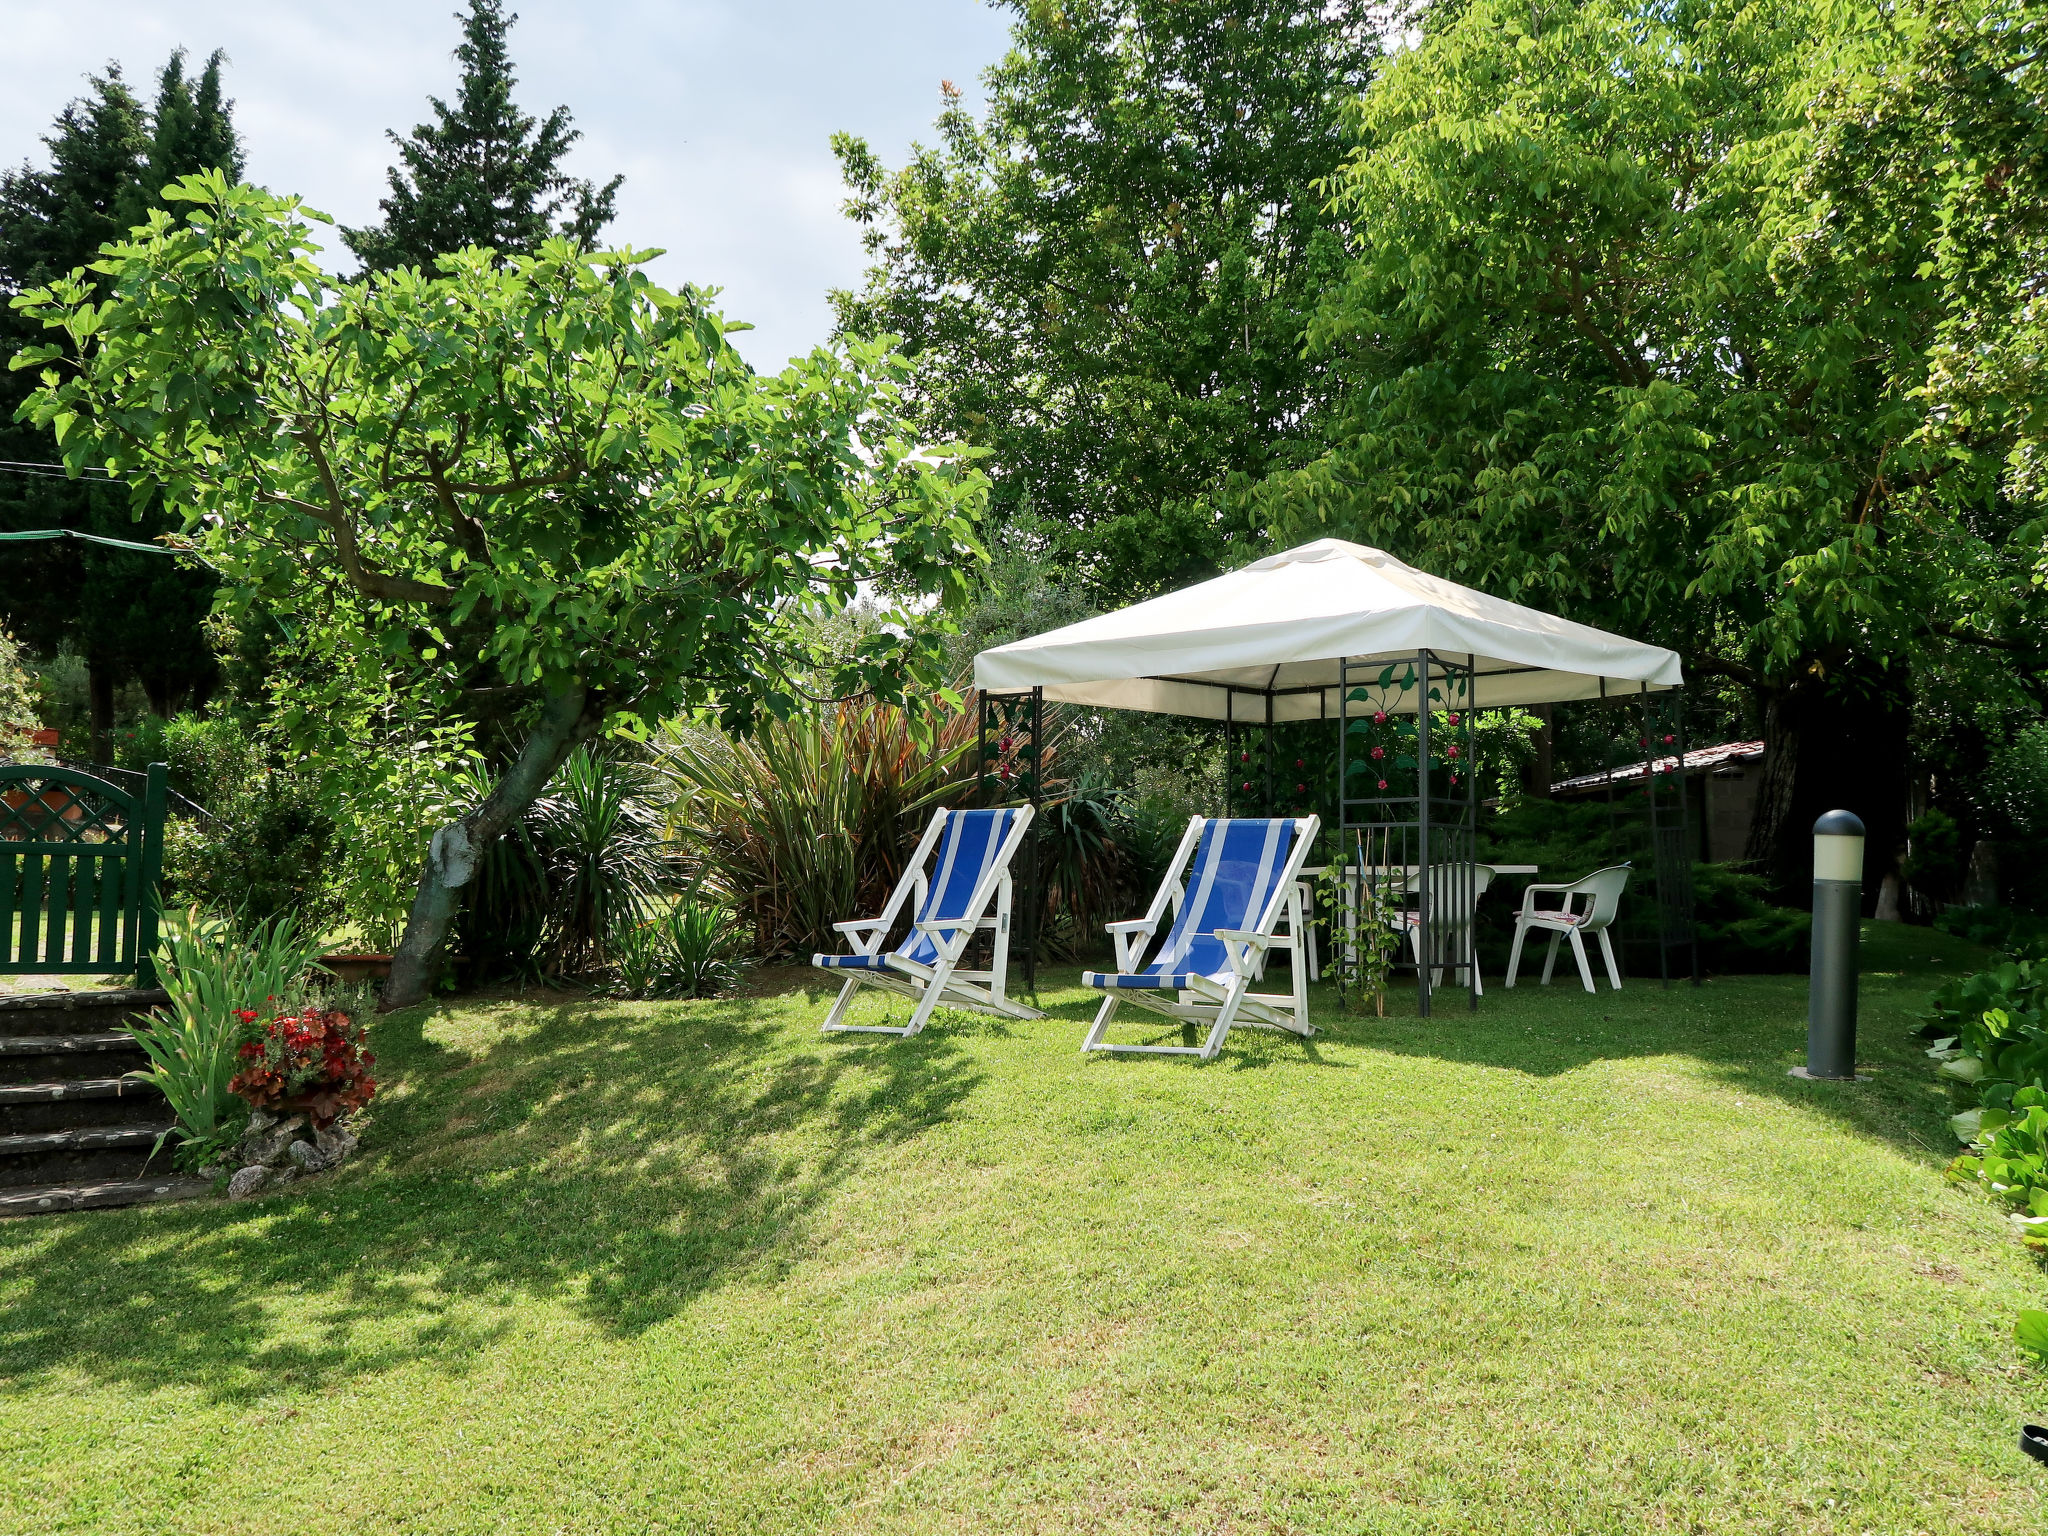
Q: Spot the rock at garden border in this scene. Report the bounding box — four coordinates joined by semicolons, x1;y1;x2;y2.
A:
226;1165;269;1199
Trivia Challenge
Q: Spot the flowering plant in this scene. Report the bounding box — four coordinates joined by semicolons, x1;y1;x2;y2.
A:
228;1004;377;1127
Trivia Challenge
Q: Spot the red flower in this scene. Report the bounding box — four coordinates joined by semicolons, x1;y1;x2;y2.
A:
234;1009;258;1023
1294;783;1306;794
1376;778;1388;790
1446;744;1460;759
1661;734;1675;746
1373;711;1387;724
1447;713;1460;726
1369;746;1385;761
1294;759;1304;769
1449;773;1460;785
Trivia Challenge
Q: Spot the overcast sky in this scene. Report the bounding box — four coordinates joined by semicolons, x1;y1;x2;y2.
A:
0;1;1013;369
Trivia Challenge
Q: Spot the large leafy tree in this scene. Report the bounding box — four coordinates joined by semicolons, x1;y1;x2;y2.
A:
14;176;985;1006
1254;0;2042;893
832;0;1375;598
0;53;239;744
343;0;621;273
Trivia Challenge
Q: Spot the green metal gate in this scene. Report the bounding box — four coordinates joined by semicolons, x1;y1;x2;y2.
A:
0;762;166;987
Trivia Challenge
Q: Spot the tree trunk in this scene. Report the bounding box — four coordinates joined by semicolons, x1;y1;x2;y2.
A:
86;656;115;765
1743;659;1912;910
381;684;602;1010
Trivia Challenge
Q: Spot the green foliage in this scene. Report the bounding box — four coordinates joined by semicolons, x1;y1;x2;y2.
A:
126;906;328;1169
1251;0;2042;884
14;173;985;990
1950;1086;2048;1233
1935;905;2048;955
15;176;984;740
0;53;233;721
150;715;337;929
1476;797;1811;974
659;701;977;961
343;0;620;273
1981;726;2048;842
1315;849;1402;1016
611;900;746;1001
2016;1311;2048;1365
1925;956;2048;1111
0;624;40;749
1902;808;1967;907
454;746;672;980
834;0;1375;597
1688;865;1812;976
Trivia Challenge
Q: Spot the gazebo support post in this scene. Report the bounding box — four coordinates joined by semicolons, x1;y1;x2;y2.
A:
1417;649;1433;1018
977;685;1047;999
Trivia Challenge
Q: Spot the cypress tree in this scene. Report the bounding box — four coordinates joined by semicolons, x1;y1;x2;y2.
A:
343;0;622;272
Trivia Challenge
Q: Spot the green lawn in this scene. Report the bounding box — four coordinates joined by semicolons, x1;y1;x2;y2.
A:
2;924;2044;1533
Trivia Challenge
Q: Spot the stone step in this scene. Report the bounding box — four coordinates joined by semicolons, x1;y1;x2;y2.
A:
0;1032;149;1085
0;987;167;1039
0;1122;175;1187
0;1077;167;1136
0;1175;209;1217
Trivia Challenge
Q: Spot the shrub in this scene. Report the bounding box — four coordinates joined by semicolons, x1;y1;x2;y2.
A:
148;713;340;929
452;747;674;982
660;700;976;960
611;900;746;999
228;1005;376;1127
125;907;330;1169
1935;904;2048;955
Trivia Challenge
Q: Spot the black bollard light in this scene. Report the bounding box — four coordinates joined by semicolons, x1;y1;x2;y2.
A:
1799;809;1865;1082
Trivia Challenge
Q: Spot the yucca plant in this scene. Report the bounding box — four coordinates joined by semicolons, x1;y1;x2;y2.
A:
452;747;673;981
529;747;670;975
658;700;978;959
125;907;330;1169
611;899;745;999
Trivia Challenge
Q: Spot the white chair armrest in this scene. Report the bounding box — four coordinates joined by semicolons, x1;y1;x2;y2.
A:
1519;882;1576;916
833;918;888;935
913;918;993;934
1214;929;1273;950
1105;919;1159;935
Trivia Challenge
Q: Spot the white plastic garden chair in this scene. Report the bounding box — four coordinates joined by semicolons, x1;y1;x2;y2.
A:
812;805;1042;1038
1399;862;1497;995
1079;814;1319;1061
1504;863;1632;993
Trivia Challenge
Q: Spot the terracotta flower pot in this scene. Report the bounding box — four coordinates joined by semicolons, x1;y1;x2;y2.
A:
316;953;393;986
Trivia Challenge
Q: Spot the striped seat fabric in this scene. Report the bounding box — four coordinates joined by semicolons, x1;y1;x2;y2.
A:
811;808;1021;972
1082;818;1298;993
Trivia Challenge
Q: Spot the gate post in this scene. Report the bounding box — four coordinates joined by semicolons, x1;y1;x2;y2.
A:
132;761;168;988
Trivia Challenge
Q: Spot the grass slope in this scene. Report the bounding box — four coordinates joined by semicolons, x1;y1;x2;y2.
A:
1;924;2043;1533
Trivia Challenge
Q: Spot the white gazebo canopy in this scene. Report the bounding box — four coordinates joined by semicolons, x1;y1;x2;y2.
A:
973;539;1683;721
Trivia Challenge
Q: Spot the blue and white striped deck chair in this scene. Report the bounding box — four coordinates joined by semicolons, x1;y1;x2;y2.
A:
1080;814;1319;1060
812;805;1042;1039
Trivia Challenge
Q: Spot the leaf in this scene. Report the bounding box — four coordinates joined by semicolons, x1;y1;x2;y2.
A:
2014;1311;2048;1364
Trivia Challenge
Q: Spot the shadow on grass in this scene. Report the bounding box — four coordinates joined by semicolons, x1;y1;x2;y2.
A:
0;992;981;1403
1305;964;1965;1168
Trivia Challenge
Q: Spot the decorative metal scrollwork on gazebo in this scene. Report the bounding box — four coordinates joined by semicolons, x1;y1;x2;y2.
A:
1336;652;1482;1016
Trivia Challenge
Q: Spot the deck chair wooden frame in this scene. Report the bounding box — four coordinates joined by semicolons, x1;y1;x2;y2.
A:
813;805;1042;1039
1079;814;1319;1061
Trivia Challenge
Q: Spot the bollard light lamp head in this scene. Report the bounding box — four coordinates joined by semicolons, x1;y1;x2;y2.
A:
1813;809;1866;883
